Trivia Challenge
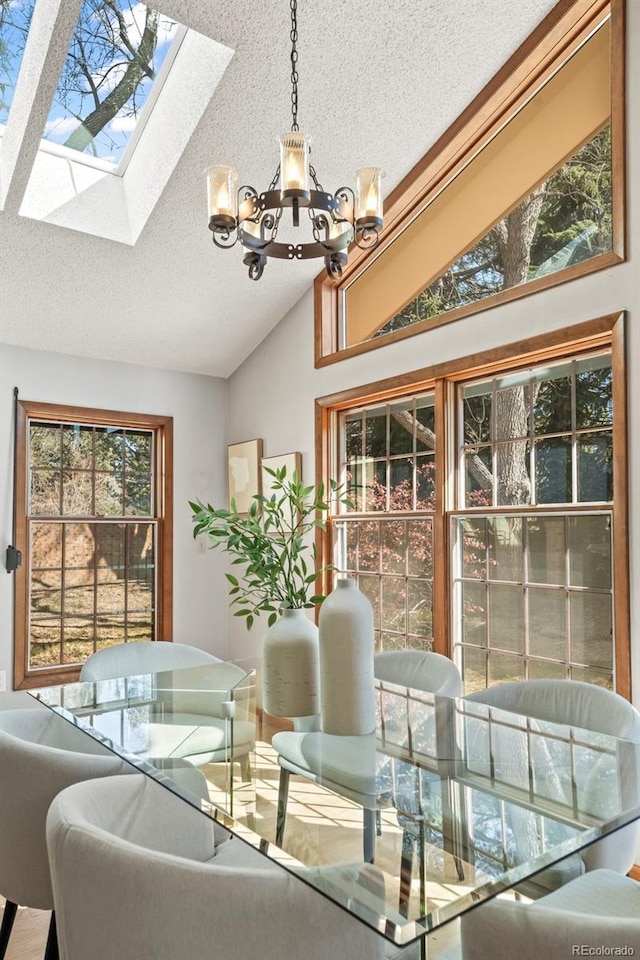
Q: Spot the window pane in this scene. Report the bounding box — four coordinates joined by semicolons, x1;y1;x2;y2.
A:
30;620;61;667
494;384;530;442
381;521;405;574
535;436;571;504
31;470;62;515
488;517;523;582
407;580;432;639
30;424;61;468
462;582;486;646
389;401;414;455
415;456;435;509
487;584;524;653
62;425;94;469
381;577;406;633
345;460;363;512
407;519;433;578
125;430;152;475
496;441;531;506
528;588;566;661
43;2;178;167
577;432;612;502
533;363;572;435
461;647;487;694
415;396;436;449
368;127;612;346
570;592;612;670
365;461;387;512
381;632;405;652
576;355;612;428
356;521;380;572
389;458;414;510
527;516;565;584
528;659;567;681
63;470;93;515
31;570;62;620
461;518;487;579
463;383;492;444
365;408;386;458
125;478;152;516
344;414;362;459
358;574;380;630
31;523;63;569
569;515;611;589
570;666;612;689
489;653;525;686
64;584;95;616
0;1;36;124
95;428;124;469
95;473;125;516
464;447;493;507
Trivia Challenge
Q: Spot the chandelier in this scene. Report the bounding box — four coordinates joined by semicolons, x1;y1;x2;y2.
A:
205;0;384;281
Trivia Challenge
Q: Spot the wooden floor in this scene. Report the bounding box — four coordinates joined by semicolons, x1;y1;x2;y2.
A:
0;899;50;960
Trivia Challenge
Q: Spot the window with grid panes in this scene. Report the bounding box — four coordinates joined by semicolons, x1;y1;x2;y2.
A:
334;394;436;652
453;351;614;692
14;402;172;688
329;342;619;692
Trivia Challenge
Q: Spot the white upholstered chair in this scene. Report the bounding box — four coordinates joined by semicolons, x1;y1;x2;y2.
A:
79;641;255;776
79;639;220;681
46;773;388;960
466;679;640;877
460;869;640;960
272;651;462;863
0;707;131;960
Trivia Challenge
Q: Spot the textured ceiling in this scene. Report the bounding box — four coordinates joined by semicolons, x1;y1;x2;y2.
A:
0;0;558;377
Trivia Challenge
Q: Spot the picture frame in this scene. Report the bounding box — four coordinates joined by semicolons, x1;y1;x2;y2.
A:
261;452;302;496
227;439;263;512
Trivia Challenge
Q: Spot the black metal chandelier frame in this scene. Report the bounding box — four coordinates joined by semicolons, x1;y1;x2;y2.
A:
207;0;382;281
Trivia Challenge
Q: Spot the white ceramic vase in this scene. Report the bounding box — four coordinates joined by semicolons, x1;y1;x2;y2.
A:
262;608;320;718
318;577;375;735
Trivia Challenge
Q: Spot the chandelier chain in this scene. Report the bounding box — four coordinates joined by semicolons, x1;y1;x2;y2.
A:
290;0;299;131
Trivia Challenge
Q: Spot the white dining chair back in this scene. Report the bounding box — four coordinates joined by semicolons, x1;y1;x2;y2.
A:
79;641;254;772
79;640;220;682
47;774;387;960
0;708;129;960
460;868;640;960
466;679;640;875
374;650;463;697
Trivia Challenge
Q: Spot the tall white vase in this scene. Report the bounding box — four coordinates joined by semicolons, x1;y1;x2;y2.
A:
262;608;320;718
319;577;375;735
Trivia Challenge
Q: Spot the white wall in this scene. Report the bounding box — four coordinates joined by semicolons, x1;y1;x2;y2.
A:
228;0;640;705
0;344;230;683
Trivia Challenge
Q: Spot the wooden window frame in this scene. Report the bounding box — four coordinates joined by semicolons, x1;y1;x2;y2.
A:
314;0;625;367
13;401;174;690
315;312;630;700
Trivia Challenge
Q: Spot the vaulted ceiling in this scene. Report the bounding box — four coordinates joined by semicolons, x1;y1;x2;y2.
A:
0;0;558;377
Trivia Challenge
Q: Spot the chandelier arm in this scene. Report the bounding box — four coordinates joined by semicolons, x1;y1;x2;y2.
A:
238;233;350;259
211;227;238;249
354;224;381;250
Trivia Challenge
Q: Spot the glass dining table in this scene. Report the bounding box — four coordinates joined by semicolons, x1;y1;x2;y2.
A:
29;662;640;958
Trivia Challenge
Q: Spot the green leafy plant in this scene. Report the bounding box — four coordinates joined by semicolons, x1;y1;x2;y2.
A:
190;468;350;630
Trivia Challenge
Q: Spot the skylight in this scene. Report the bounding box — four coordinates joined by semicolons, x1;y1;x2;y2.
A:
43;0;179;169
0;0;36;128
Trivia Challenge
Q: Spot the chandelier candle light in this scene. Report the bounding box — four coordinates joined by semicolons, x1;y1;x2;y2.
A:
206;0;384;280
